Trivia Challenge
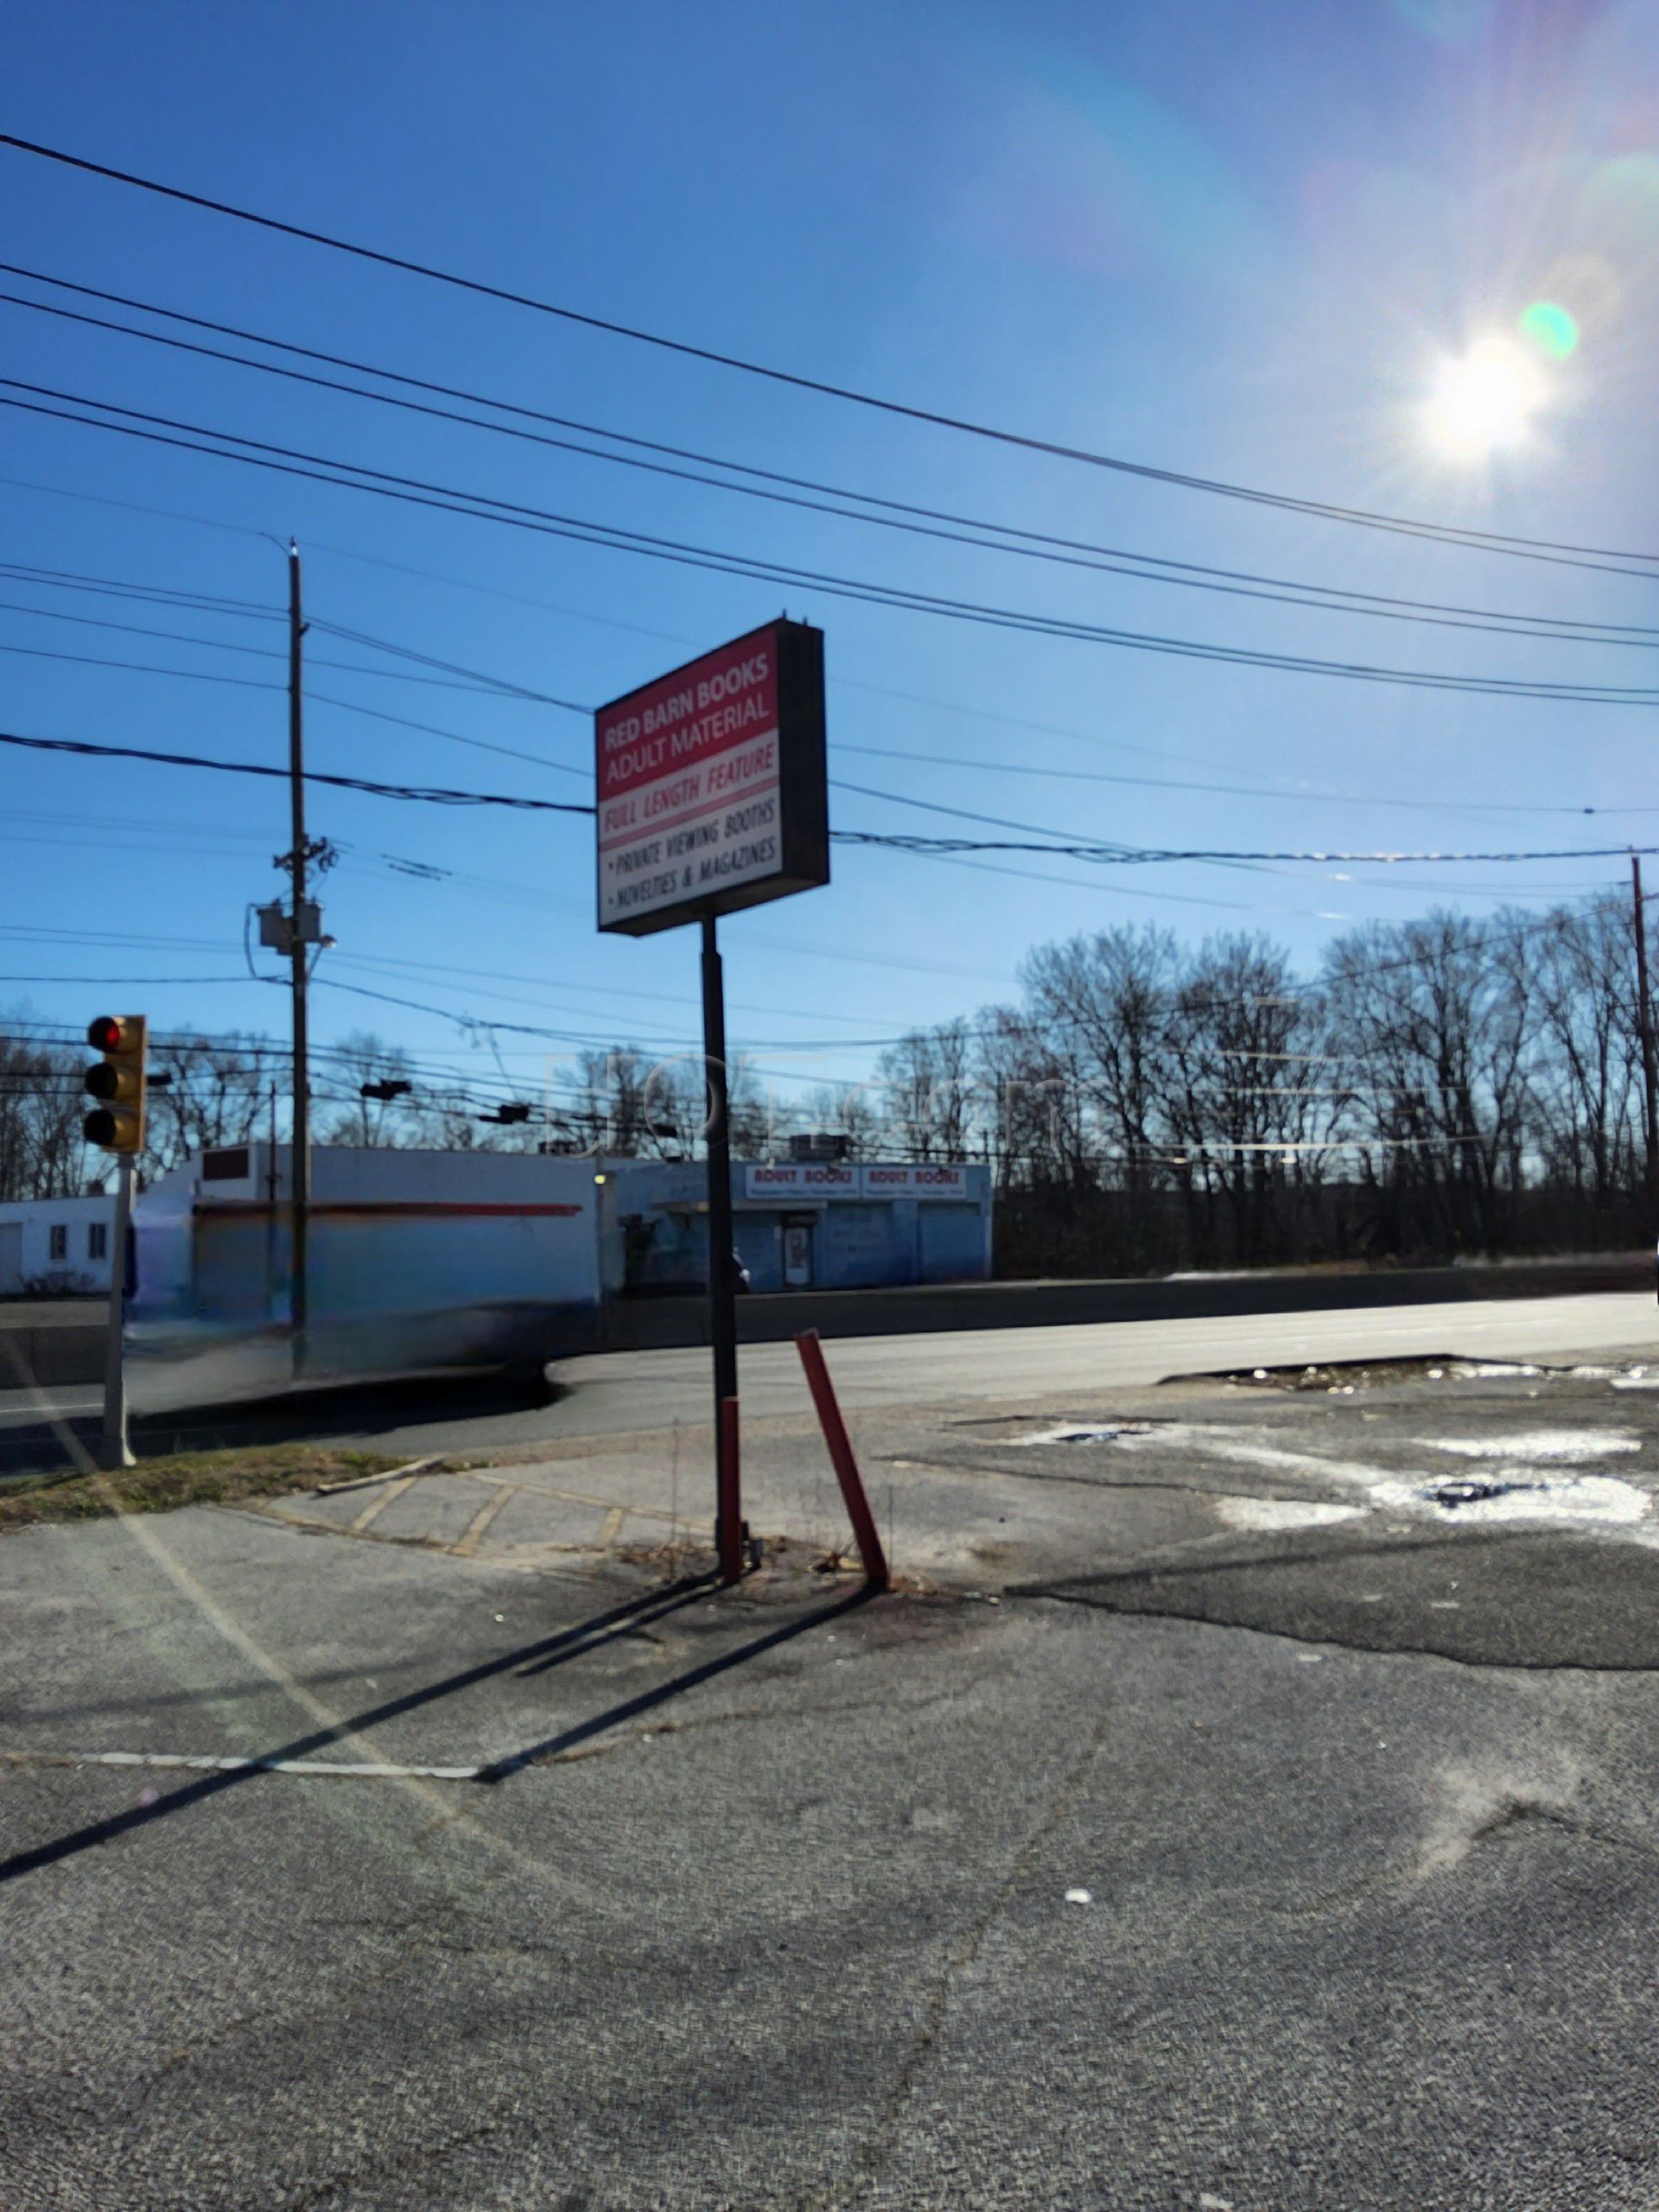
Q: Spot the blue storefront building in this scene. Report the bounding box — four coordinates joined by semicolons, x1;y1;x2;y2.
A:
608;1159;992;1295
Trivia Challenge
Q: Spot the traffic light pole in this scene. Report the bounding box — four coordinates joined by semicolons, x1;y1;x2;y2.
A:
287;539;309;1377
701;912;742;1579
1635;856;1659;1211
98;1154;135;1471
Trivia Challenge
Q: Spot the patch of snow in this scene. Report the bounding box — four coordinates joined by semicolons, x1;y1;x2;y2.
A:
1119;1427;1396;1490
1369;1471;1650;1527
1116;1421;1655;1538
1423;1429;1641;1464
1216;1497;1364;1533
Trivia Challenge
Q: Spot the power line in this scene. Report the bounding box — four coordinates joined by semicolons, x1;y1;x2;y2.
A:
7;723;1656;874
830;779;1659;867
306;689;587;779
874;830;1659;864
13;548;1637;825
14;599;1618;838
0;727;594;814
0;556;277;618
829;740;1659;821
0;587;579;698
306;618;586;708
13;266;1659;632
0;632;587;778
10;378;1659;707
4;480;1652;827
6;131;1658;575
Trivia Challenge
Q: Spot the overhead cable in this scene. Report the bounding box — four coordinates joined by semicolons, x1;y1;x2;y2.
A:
10;267;1659;620
8;380;1659;705
5;131;1658;572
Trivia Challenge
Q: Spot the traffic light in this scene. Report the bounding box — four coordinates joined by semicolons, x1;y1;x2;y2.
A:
84;1014;149;1155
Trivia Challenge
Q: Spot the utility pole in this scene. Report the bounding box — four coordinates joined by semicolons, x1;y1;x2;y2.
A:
287;539;309;1375
1634;855;1659;1211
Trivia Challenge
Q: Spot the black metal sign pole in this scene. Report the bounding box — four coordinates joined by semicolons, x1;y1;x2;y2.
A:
701;910;741;1574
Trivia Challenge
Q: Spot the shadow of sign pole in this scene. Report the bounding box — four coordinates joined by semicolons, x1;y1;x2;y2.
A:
0;1579;875;1886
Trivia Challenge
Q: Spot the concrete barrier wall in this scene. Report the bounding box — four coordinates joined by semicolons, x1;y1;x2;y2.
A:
600;1252;1653;1351
0;1315;107;1388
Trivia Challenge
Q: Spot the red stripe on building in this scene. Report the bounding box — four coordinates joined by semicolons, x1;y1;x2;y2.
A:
196;1202;586;1219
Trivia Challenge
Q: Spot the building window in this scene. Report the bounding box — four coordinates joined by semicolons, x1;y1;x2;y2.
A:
88;1222;108;1262
48;1224;67;1262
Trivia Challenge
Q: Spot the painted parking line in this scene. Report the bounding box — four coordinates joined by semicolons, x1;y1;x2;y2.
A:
453;1482;518;1558
349;1475;417;1534
0;1747;484;1782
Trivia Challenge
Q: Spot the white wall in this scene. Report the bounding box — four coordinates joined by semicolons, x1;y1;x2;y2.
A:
0;1196;117;1294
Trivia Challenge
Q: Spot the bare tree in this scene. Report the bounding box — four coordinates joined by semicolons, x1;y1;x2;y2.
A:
143;1029;288;1179
316;1030;418;1147
1021;926;1177;1195
0;1020;87;1201
874;1019;976;1160
799;1081;884;1161
1323;912;1530;1254
1524;899;1641;1209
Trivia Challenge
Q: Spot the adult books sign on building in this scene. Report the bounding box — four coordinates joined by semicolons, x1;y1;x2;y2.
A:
595;619;829;936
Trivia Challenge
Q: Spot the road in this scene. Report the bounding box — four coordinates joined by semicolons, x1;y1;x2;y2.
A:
3;1287;1656;1469
543;1287;1659;1434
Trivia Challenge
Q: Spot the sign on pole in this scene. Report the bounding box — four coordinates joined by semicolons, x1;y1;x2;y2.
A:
594;619;828;937
594;617;829;1582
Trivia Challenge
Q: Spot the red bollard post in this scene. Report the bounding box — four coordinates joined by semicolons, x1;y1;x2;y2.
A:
718;1395;743;1583
794;1331;890;1590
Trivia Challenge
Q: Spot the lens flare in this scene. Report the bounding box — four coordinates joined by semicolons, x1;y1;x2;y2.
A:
1519;300;1579;359
1423;336;1547;462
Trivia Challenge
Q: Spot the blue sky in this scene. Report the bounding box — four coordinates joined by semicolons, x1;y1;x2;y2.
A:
4;0;1658;1124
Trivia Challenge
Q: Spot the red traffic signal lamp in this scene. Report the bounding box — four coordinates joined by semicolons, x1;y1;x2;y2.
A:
84;1014;149;1155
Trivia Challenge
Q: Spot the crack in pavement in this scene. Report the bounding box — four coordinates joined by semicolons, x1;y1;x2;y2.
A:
273;2109;514;2212
796;1701;1116;2210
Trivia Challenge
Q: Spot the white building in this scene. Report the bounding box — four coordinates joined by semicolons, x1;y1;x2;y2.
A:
0;1194;117;1296
129;1143;607;1400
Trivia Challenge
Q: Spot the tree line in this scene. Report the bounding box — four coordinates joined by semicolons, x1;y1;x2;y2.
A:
860;897;1657;1270
4;890;1655;1272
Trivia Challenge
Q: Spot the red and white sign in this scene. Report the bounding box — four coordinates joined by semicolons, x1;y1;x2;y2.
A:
596;621;825;935
859;1163;969;1198
741;1162;972;1202
744;1161;859;1199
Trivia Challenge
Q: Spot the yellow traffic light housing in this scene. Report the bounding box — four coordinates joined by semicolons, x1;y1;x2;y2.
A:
84;1014;148;1155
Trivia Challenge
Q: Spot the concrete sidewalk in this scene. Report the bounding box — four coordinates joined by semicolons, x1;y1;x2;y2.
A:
251;1403;1048;1586
247;1327;1659;1612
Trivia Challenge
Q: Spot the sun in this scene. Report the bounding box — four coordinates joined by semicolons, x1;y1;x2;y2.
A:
1422;335;1548;462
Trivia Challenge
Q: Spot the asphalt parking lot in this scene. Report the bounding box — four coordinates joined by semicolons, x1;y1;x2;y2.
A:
5;1352;1659;2209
